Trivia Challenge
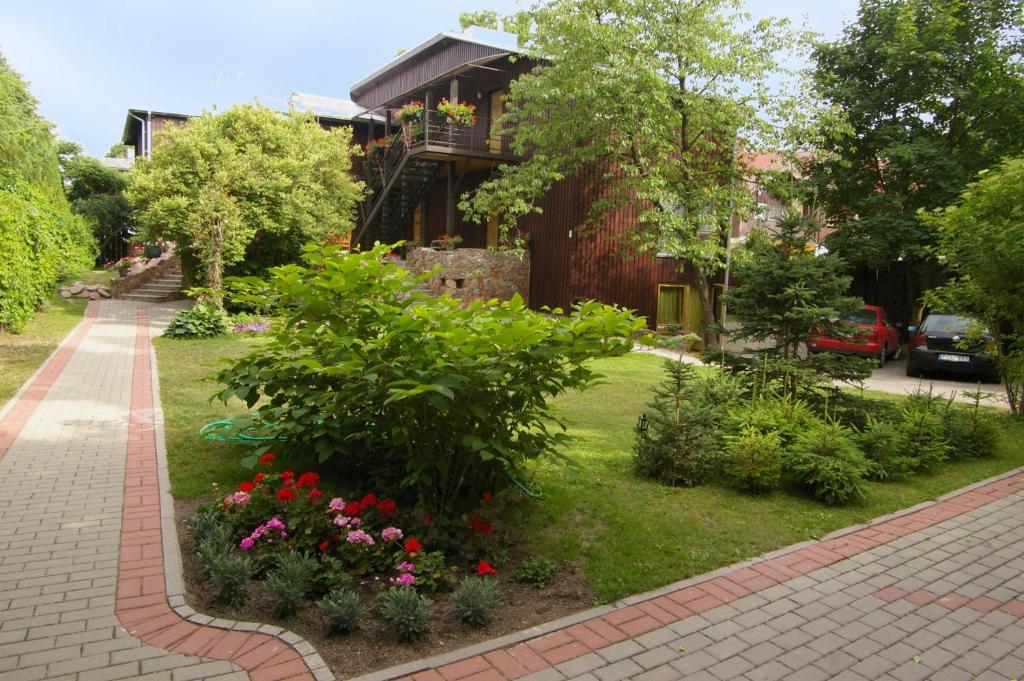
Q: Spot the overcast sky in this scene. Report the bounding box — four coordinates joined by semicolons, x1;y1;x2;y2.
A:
0;0;860;155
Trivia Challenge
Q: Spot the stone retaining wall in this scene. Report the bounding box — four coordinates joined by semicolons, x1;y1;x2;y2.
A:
406;247;530;304
111;253;179;298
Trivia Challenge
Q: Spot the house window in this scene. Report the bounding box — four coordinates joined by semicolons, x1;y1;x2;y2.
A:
657;284;704;342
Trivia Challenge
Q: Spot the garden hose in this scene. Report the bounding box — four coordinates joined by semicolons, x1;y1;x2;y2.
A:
505;469;543;498
198;417;284;443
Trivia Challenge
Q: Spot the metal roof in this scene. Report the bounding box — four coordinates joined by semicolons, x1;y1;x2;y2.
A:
350;26;523;94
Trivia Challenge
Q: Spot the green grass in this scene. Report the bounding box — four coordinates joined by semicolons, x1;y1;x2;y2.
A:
0;295;88;407
67;268;117;287
153;338;1024;605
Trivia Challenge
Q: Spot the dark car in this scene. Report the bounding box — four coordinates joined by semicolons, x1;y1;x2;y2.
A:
906;314;1000;382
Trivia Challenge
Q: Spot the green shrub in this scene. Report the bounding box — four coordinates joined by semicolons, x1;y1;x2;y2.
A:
633;361;727;487
215;243;643;517
186;506;228;546
317;555;354;594
451;576;504;627
207;552;253;606
899;390;952;471
264;552;318;618
856;416;914;480
722;427;782;494
515;558;557;588
942;390;1000;459
724;395;814;447
163;304;230;339
783;420;870;505
377;586;432;641
318;588;365;634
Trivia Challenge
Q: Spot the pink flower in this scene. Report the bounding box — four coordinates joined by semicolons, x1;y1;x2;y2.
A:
224;491;250;506
381;527;403;542
346;529;374;546
390;572;416;586
329;497;346;512
396;561;414;573
239;537;255;551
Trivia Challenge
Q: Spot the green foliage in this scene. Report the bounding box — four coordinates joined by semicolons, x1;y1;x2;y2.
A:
377;586;432;641
633;361;732;487
856;416;913;481
207;551;253;607
783;421;870;505
722;426;782;494
215;243;642;517
0;52;62;195
61;152;134;260
898;390;952;472
515;557;557;588
0;171;96;332
318;588;365;634
724;395;814;448
409;550;457;593
163;304;230;339
923;156;1024;413
459;0;821;346
451;576;504;627
127;104;364;296
317;555;355;595
942;390;1001;459
264;552;318;618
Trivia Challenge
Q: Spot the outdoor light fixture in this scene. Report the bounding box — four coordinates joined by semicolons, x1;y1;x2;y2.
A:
637;413;649;432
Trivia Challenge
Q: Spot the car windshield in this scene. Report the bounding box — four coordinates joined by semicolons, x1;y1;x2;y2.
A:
920;315;975;334
846;309;878;325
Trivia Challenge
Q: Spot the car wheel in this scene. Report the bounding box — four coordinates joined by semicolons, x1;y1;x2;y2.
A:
891;343;902;361
877;346;887;368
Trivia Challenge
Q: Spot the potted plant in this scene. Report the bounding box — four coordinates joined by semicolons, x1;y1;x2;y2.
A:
365;135;396;166
437;98;477;126
432;234;463;251
396;100;424;146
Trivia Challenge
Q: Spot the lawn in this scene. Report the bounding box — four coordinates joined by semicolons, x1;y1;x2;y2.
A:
154;337;1024;604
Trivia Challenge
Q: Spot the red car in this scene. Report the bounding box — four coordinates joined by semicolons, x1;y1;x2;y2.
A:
807;305;902;367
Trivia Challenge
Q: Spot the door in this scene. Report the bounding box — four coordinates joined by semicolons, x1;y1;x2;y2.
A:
488;89;505;154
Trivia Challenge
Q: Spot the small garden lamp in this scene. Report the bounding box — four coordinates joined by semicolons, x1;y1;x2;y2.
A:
637;413;649;432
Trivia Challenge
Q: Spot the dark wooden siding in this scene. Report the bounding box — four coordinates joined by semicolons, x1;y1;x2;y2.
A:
352;40;509;110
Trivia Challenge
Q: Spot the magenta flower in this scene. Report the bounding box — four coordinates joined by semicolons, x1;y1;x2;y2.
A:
390;572;416;586
346;529;374;546
381;527;403;542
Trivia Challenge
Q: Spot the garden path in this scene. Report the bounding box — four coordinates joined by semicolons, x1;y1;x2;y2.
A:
0;300;329;681
359;468;1024;681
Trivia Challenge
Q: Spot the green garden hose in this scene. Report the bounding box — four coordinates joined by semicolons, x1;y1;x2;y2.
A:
198;417;283;443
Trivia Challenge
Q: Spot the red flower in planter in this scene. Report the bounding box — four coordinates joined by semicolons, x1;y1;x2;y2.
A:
468;514;493;534
482;492;493;502
404;538;422;555
296;472;320;488
308;488;324;502
259;452;276;466
253;473;266;484
476;560;497;576
344;501;362;517
277;487;297;502
378;499;397;518
281;470;294;482
318;541;329;552
238;481;254;492
361;492;377;508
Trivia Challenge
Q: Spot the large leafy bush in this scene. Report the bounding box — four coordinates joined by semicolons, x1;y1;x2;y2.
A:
162;304;230;339
216;243;642;517
783;420;871;505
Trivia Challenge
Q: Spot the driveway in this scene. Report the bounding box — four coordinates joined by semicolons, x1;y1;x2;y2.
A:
861;357;1008;410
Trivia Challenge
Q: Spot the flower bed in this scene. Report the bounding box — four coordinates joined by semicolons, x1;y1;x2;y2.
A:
180;452;591;676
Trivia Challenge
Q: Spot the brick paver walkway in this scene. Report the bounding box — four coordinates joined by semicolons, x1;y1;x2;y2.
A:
366;476;1024;681
0;301;324;681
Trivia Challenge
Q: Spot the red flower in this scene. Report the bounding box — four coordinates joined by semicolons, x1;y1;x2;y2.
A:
404;538;422;555
281;470;294;481
378;499;397;518
277;487;297;502
296;472;320;488
344;501;362;517
423;515;433;526
253;473;266;484
318;540;329;552
361;492;377;508
308;488;324;502
238;481;254;492
258;452;276;466
476;560;497;576
482;492;493;502
468;514;493;534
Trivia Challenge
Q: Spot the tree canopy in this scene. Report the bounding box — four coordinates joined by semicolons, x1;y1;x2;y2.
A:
126;104;364;294
808;0;1024;308
60;149;133;262
459;0;816;346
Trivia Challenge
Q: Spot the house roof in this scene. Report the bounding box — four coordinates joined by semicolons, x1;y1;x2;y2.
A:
287;92;383;122
121;109;192;145
350;26;523;95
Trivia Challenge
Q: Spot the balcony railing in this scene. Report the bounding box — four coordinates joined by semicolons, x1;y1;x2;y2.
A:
391;110;508;157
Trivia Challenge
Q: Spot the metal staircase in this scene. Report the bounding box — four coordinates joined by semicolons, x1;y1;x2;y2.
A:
354;135;440;249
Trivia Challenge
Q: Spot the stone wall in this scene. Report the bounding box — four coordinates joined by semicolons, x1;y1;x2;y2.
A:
111;252;179;298
405;247;530;304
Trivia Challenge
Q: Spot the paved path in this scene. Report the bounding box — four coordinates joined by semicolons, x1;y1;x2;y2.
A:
0;301;327;681
362;472;1024;681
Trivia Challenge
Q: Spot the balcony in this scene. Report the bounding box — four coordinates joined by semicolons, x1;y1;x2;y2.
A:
385;110;515;164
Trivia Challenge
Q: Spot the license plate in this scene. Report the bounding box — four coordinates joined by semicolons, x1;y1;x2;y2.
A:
938;353;970;363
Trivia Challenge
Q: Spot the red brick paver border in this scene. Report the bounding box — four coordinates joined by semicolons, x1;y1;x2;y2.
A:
0;301;97;460
374;469;1024;681
116;309;319;680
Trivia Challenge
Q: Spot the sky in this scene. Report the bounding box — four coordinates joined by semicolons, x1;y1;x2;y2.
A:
0;0;860;156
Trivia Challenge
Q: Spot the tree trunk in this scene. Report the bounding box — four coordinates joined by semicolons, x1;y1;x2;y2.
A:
207;223;224;308
693;270;719;349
